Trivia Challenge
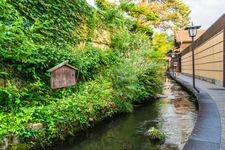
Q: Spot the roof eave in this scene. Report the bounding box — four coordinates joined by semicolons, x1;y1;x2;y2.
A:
47;60;78;72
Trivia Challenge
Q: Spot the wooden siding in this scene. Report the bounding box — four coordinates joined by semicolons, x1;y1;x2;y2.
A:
51;66;76;89
180;14;225;86
181;31;224;85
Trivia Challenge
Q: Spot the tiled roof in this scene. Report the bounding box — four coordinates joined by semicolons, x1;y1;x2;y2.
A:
174;29;205;43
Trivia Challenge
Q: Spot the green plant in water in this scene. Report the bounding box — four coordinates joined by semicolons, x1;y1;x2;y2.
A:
146;127;165;144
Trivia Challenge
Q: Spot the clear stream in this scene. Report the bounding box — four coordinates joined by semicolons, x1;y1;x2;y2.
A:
54;78;197;150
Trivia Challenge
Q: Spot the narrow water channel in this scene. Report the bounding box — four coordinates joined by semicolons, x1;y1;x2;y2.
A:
55;78;197;150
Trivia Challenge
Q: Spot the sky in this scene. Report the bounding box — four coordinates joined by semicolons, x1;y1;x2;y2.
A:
183;0;225;29
86;0;97;8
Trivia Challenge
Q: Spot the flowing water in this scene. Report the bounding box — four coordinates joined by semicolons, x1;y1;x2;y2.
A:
55;78;197;150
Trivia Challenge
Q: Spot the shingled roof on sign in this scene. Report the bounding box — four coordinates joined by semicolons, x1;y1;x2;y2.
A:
47;60;78;73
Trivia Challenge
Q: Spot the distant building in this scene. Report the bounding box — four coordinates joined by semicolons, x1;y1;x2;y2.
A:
171;29;205;73
173;30;205;53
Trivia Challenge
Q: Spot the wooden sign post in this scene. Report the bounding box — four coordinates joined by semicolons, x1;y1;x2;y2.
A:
47;61;78;89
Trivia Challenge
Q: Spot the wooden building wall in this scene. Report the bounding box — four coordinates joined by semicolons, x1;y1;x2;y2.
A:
181;14;225;86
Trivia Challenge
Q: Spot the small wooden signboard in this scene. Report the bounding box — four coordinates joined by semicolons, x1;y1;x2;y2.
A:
47;61;78;89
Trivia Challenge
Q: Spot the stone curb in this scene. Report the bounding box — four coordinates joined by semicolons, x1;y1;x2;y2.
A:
168;73;221;150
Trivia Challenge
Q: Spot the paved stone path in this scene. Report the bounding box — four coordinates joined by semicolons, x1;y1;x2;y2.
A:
176;73;225;150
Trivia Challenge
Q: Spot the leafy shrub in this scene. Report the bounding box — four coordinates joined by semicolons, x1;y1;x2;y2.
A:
0;83;23;112
111;30;131;54
138;64;163;97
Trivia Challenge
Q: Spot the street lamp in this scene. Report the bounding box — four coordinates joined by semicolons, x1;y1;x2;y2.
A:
171;53;177;77
185;23;201;93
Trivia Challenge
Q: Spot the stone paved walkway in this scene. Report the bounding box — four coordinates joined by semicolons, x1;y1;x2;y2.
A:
176;73;225;150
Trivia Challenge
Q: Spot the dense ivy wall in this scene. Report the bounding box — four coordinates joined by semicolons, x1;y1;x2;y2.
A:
0;0;166;148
